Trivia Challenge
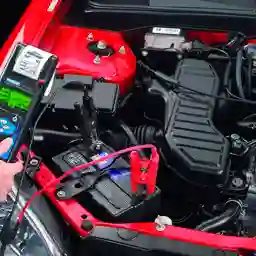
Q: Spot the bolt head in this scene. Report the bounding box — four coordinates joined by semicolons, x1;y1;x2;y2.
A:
57;191;66;198
93;55;101;64
87;33;94;41
30;159;39;166
231;134;240;141
141;50;148;57
97;40;107;50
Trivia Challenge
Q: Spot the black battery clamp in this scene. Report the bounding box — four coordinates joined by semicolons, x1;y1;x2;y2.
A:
0;43;57;161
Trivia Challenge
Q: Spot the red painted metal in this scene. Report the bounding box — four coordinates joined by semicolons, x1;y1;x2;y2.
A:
39;26;136;95
3;0;256;253
187;31;228;45
0;0;70;72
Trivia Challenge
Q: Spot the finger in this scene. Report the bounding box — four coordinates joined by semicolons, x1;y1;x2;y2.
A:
5;161;24;175
0;138;13;155
16;152;24;163
0;190;7;202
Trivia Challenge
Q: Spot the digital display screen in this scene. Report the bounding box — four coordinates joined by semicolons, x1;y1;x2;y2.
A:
0;85;32;111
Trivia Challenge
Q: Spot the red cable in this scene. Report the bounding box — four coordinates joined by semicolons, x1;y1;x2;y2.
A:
17;144;156;223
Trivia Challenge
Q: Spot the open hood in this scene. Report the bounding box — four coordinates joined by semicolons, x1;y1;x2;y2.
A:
88;0;256;16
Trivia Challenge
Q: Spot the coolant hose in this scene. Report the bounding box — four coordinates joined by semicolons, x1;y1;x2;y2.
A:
196;201;242;232
236;49;245;99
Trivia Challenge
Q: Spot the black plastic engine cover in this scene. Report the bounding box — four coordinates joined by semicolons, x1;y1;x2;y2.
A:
148;59;230;185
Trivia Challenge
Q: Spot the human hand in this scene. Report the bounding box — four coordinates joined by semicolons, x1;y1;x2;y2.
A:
0;138;23;202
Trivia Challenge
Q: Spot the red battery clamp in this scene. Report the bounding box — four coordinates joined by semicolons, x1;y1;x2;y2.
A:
130;148;159;196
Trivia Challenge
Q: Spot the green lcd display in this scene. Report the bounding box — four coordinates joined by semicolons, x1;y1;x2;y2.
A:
0;86;32;111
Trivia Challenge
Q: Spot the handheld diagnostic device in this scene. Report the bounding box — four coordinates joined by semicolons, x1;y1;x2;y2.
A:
0;43;57;160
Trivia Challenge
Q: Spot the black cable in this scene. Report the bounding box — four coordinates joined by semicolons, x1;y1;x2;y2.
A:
0;90;59;255
118;121;146;158
34;129;81;138
242;112;256;121
224;60;232;88
206;47;230;59
196;201;242;232
236;49;245;99
138;60;256;105
0;244;5;256
225;88;244;100
247;53;253;98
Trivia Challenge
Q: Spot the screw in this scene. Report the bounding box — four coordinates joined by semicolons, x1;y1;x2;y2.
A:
93;55;101;64
231;134;240;141
12;116;18;122
97;40;107;50
87;33;94;41
177;53;183;60
95;144;101;151
57;190;66;198
29;158;39;166
141;50;148;57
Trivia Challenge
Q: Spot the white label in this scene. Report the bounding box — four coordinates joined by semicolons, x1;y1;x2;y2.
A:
13;45;52;80
152;27;181;35
47;0;59;12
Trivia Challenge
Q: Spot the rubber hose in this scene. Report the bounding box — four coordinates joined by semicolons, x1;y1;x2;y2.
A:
132;125;163;145
236;49;245;99
223;60;232;88
196;202;241;232
34;129;81;138
247;54;252;98
118;121;146;158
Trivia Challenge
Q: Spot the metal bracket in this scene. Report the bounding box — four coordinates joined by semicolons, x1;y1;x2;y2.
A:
26;156;42;179
55;173;101;200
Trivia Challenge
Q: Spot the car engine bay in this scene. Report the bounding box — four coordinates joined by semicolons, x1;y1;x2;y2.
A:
23;25;256;240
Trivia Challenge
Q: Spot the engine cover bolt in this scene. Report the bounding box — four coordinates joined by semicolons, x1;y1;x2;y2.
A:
87;33;94;41
57;190;66;198
93;55;101;64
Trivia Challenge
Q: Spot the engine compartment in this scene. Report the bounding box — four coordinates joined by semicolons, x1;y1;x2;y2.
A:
30;25;256;238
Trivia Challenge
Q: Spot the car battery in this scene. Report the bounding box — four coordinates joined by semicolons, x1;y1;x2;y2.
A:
52;143;161;223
